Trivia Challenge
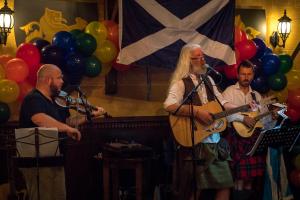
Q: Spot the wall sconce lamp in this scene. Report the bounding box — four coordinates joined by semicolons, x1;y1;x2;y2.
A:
270;10;291;48
0;0;14;45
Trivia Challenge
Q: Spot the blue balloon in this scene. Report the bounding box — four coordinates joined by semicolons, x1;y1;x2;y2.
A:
64;53;86;85
32;39;50;52
263;47;273;56
251;75;270;94
41;45;65;68
252;38;266;59
52;31;76;53
262;54;280;76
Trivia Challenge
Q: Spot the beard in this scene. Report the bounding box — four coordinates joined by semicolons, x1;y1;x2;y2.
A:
239;80;251;87
50;83;60;97
191;63;206;75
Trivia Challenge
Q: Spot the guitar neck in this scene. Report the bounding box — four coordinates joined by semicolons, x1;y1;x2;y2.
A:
213;104;250;119
254;111;272;121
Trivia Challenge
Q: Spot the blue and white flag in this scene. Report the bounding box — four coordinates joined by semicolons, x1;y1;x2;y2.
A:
118;0;236;69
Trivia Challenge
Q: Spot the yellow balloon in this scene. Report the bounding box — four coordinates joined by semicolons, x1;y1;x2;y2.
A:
85;21;107;45
0;64;5;80
101;63;112;76
286;69;300;90
94;40;118;63
0;79;20;103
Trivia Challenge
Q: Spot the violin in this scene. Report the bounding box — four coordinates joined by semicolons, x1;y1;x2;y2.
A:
55;90;111;118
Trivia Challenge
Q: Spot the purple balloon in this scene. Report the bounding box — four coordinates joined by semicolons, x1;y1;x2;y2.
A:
262;54;280;76
252;38;266;59
251;75;270;94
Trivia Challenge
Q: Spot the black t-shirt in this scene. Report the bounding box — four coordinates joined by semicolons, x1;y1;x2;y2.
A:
19;89;70;128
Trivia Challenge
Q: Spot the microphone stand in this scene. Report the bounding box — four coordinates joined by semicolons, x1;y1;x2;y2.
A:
76;86;93;124
173;74;206;200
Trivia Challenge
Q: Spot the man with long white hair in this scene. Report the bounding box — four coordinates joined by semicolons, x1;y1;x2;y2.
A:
164;43;237;200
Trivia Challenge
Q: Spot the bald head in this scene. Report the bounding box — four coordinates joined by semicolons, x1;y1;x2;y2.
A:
37;64;61;81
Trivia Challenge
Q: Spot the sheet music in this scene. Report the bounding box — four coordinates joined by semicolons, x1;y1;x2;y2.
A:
15;127;60;157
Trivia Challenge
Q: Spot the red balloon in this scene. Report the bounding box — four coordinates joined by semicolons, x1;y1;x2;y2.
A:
0;54;14;69
27;63;42;86
5;58;29;83
287;88;300;110
235;40;257;61
18;81;34;101
224;64;238;80
235;27;248;44
16;43;41;68
112;61;132;72
285;106;300;123
102;20;119;49
290;169;300;187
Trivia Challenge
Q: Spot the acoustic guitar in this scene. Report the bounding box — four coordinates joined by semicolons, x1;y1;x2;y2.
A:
169;101;250;147
233;105;287;138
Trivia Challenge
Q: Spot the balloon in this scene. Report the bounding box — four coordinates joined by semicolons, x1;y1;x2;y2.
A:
0;64;5;80
0;79;20;103
103;20;119;49
234;27;248;44
278;54;293;74
251;75;270;94
252;38;266;59
287;88;300;110
5;58;29;83
101;63;112;76
294;154;300;170
263;47;273;56
18;81;34;101
286;69;300;90
262;54;280;76
27;63;42;86
224;64;238;80
112;61;132;72
70;29;83;39
32;39;50;52
268;74;287;91
235;40;257;61
290;169;300;187
85;56;101;77
286;106;300;123
85;21;107;45
16;43;41;67
52;31;76;53
0;54;13;68
64;53;85;85
75;33;97;56
0;102;10;123
94;40;117;63
41;45;65;67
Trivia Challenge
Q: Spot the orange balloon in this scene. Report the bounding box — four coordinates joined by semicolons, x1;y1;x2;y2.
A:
0;64;5;80
5;58;29;83
18;81;34;101
0;79;20;103
0;54;14;69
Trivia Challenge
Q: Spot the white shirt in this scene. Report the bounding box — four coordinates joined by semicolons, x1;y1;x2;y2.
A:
164;74;228;143
222;82;262;123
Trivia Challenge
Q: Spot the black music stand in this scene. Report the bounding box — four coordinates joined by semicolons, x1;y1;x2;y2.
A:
14;127;65;200
247;125;300;156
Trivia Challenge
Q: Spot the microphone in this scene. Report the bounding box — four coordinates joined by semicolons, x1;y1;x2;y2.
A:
74;85;85;96
203;64;221;76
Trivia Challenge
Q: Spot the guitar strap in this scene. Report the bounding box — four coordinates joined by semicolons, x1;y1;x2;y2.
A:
251;92;257;103
201;75;225;111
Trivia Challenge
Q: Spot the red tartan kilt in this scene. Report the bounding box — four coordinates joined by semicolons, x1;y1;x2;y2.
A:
225;127;266;180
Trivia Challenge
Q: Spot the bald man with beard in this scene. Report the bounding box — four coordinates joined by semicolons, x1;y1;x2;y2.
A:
19;64;105;200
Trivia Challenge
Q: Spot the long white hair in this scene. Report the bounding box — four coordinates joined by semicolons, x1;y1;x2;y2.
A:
169;43;202;87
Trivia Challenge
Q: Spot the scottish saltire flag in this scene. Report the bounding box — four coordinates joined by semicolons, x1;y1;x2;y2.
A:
118;0;236;69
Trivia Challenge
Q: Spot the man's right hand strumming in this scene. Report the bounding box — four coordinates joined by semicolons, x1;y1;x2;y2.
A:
243;116;256;128
195;109;213;126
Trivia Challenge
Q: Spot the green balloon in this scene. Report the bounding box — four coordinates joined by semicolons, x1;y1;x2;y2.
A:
75;33;97;56
268;73;287;91
85;56;102;77
278;54;293;74
0;102;10;123
70;29;83;39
